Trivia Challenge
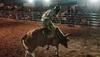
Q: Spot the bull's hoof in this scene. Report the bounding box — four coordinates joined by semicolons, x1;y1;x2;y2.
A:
54;54;59;57
46;47;49;50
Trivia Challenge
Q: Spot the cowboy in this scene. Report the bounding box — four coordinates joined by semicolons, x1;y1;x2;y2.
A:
41;5;61;31
41;5;69;47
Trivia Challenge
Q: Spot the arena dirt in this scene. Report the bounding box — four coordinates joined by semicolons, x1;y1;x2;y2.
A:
0;19;100;57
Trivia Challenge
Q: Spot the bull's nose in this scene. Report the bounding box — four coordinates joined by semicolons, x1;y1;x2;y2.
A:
64;44;68;48
65;39;70;48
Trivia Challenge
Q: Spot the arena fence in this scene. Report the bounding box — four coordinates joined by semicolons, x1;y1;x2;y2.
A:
52;13;100;27
0;11;100;27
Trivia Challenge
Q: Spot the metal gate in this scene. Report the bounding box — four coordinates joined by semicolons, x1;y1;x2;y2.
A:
87;13;100;27
52;13;100;27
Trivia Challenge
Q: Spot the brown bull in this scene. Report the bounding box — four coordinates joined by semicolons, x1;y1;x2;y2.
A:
21;27;69;57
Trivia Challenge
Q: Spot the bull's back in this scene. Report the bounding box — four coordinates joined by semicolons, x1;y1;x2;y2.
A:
21;29;39;51
21;28;48;52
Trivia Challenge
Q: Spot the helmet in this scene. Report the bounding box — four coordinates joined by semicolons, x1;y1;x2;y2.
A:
54;5;61;12
53;5;61;15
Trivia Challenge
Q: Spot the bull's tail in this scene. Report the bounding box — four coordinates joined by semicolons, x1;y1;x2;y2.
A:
21;35;28;50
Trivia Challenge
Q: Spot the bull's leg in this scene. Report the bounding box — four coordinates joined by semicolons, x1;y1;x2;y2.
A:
46;44;50;50
25;50;35;57
55;45;59;57
25;51;32;57
31;52;35;57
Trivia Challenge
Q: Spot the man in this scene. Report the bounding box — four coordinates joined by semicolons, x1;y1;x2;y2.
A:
41;5;69;49
41;5;61;31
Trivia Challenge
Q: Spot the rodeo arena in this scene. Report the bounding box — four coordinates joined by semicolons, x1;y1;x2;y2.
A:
0;0;100;57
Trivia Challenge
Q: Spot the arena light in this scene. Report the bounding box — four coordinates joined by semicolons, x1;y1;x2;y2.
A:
87;0;100;9
24;0;35;7
89;0;99;4
43;0;51;7
44;0;50;3
28;0;34;3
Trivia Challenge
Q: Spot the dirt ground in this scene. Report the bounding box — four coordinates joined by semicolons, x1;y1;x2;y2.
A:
0;19;100;57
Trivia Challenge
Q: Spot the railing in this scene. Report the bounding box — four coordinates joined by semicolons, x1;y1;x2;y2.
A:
0;10;100;27
52;13;100;27
11;12;100;27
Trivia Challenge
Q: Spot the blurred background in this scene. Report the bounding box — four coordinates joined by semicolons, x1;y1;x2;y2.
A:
0;0;100;57
0;0;100;26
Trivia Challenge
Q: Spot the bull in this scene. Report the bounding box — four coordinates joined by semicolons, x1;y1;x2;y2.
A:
21;27;69;57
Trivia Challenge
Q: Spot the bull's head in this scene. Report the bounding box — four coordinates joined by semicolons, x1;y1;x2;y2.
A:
55;28;70;48
62;34;70;48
